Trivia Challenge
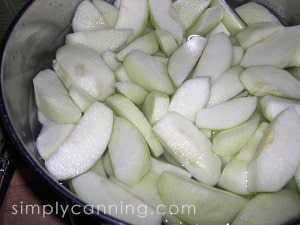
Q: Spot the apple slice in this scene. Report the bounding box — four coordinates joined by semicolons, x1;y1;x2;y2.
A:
168;77;210;122
66;29;133;55
218;122;269;195
114;0;148;42
71;171;162;225
193;33;233;83
157;171;248;225
247;107;300;192
90;157;107;178
102;151;114;177
45;102;113;180
172;0;211;31
232;189;300;225
108;117;151;186
168;35;207;87
148;0;183;44
153;112;221;186
115;81;147;105
196;96;257;130
114;66;130;82
141;91;170;125
33;69;82;124
236;22;283;49
235;1;282;25
102;50;121;71
72;0;109;32
240;66;300;100
186;5;224;37
116;32;159;61
92;0;119;27
231;46;244;66
36;122;75;160
123;50;175;95
206;22;230;37
68;85;95;113
54;44;115;101
260;95;300;121
154;29;178;57
106;94;164;157
240;25;300;68
208;66;244;106
212;111;260;157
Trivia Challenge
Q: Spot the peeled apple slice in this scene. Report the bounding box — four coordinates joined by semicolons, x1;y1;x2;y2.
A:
157;171;248;225
45;102;113;180
247;107;300;192
92;0;119;27
123;50;175;95
193;33;232;83
231;46;244;66
168;35;207;87
153;112;221;186
240;66;300;99
33;69;81;124
232;189;300;225
114;0;148;42
235;1;282;25
172;0;211;31
148;0;183;44
154;29;178;57
72;0;109;32
71;171;162;225
106;94;164;157
68;85;96;113
260;95;300;121
115;81;147;105
65;29;133;55
54;44;115;101
196;96;257;130
108;117;151;186
168;77;210;122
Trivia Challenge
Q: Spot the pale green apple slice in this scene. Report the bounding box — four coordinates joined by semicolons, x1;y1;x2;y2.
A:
90;157;107;177
208;66;244;106
196;96;257;130
211;0;246;35
218;122;269;195
157;171;248;225
235;1;282;26
168;77;210;122
240;66;300;99
36;122;75;160
232;189;300;225
154;29;178;57
68;85;96;112
231;45;244;66
108;117;151;186
72;0;109;32
236;22;283;49
172;0;211;31
54;44;115;101
92;0;119;27
102;151;114;177
168;35;207;87
115;81;147;105
114;65;130;82
248;107;300;192
65;29;133;55
141;91;170;125
148;0;184;44
114;0;148;42
45;102;113;180
153;112;221;186
260;95;300;121
102;50;121;71
123;50;175;95
212;111;260;157
206;22;230;37
186;6;224;37
33;69;82;124
71;171;162;225
240;25;300;68
116;31;159;61
106;94;164;157
193;33;233;83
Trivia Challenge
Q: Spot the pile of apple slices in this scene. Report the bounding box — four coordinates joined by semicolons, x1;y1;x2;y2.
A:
33;0;300;224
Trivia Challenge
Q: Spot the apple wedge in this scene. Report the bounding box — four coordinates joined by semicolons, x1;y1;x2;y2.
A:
115;81;147;105
33;69;82;124
92;0;119;28
154;29;178;57
247;107;300;192
153;112;221;185
45;102;113;180
196;96;257;130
